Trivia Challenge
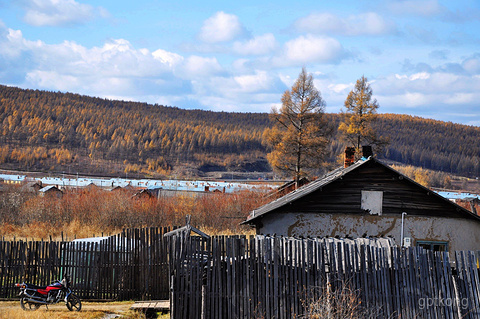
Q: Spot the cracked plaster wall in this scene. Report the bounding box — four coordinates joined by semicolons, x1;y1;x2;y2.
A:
258;212;480;257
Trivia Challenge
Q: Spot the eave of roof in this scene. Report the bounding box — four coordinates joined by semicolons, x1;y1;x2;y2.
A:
39;185;58;192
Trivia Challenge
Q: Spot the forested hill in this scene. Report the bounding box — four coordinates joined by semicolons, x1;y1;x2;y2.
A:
376;114;480;176
0;84;479;178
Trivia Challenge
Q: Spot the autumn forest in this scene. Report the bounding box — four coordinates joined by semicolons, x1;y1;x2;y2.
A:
1;84;480;181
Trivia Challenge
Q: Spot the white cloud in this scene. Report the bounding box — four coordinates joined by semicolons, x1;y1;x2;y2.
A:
403;92;431;107
233;33;277;55
388;0;444;17
0;26;183;96
463;56;480;75
373;69;480;117
199;72;281;97
327;83;352;94
185;70;286;112
3;29;27;58
273;35;346;67
25;70;81;91
231;58;251;72
152;49;183;67
317;57;480;123
21;0;106;27
233;71;274;93
444;93;475;105
409;72;430;81
198;11;245;43
0;22;286;111
176;56;223;79
295;12;395;36
194;94;278;113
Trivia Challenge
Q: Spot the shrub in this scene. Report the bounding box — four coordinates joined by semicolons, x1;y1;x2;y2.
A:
301;282;383;319
0;186;266;239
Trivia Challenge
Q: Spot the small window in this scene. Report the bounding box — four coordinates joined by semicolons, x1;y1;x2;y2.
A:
416;240;448;252
361;190;383;215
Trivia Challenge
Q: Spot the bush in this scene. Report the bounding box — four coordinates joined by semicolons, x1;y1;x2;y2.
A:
0;186;267;239
301;282;383;319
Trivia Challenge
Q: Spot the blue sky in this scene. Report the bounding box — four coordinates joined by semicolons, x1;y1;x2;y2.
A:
1;0;479;126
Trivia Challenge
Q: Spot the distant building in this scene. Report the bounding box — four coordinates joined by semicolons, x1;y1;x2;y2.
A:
22;181;43;193
39;185;63;198
132;187;162;200
0;174;25;184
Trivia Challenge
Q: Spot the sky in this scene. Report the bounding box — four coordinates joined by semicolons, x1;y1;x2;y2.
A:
0;0;479;126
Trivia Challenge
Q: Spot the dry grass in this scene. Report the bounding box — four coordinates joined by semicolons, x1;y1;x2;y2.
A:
0;301;172;318
0;221;116;241
201;225;256;236
301;283;383;319
0;301;147;319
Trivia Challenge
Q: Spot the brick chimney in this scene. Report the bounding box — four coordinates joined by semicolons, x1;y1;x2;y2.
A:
344;147;355;168
362;145;373;158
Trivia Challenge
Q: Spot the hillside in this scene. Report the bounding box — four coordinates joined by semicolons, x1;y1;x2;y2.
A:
1;85;479;179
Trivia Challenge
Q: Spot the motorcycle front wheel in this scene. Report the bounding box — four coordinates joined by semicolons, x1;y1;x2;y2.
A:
20;297;41;311
66;293;81;311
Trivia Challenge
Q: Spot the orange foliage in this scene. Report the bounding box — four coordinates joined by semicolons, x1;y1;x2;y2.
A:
0;85;268;176
0;186;267;240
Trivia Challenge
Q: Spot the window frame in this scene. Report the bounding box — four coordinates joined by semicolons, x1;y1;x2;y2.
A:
415;240;449;252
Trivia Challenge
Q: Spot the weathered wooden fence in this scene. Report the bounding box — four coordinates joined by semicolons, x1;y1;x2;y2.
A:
0;227;171;300
167;235;480;319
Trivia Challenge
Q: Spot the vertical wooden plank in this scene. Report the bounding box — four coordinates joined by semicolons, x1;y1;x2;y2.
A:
264;236;271;319
0;241;4;298
429;249;441;319
435;251;450;319
409;248;419;318
272;237;279;319
431;250;443;319
250;235;257;319
259;236;266;319
278;237;285;319
217;236;223;319
240;236;246;319
293;237;300;318
442;251;456;319
467;251;480;317
233;236;239;318
461;251;475;319
401;248;411;319
225;237;232;319
456;251;469;319
220;236;226;318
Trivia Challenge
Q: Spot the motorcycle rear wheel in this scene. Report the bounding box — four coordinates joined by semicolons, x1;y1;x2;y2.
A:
66;293;81;311
20;297;41;311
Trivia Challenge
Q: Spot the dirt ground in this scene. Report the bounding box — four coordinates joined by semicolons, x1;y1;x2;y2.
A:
0;300;166;319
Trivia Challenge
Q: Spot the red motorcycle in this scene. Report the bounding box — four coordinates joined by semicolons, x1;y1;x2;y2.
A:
15;275;81;311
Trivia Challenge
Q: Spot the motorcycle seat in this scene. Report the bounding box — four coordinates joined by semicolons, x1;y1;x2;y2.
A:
24;283;48;290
